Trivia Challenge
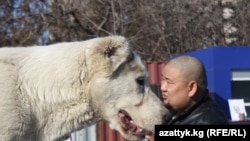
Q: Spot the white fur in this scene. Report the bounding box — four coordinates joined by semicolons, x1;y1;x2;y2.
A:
0;36;168;141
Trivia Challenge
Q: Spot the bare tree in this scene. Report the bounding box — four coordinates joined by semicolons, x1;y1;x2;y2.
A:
0;0;250;61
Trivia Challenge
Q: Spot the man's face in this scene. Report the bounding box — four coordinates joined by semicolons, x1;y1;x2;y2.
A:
160;65;190;112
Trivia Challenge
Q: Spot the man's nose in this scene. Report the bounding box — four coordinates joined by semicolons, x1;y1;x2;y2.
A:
160;83;167;92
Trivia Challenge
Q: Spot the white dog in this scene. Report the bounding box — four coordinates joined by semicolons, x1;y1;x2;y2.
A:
0;36;168;141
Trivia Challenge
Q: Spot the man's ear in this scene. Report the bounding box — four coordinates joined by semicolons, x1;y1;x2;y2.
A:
188;81;198;97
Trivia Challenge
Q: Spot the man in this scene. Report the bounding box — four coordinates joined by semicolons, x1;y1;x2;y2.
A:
145;55;228;140
160;55;228;125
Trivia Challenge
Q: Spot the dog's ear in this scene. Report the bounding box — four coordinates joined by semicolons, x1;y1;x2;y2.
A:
101;36;133;72
104;46;117;58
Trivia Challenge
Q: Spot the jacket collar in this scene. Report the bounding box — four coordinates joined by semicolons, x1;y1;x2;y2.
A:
167;89;210;124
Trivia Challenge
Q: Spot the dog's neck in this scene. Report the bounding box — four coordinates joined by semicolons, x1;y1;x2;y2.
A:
16;89;103;141
41;97;102;141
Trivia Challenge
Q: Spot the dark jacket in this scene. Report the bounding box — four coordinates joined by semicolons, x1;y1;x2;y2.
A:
165;91;229;125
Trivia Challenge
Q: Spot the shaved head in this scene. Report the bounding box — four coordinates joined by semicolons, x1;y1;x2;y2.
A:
166;55;207;90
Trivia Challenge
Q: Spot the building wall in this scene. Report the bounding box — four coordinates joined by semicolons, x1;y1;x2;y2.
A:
71;125;96;141
186;46;250;119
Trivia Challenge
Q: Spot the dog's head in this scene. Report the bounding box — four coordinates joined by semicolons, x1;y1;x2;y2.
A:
87;36;169;140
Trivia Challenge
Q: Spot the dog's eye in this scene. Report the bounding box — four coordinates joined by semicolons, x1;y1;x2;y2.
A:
137;77;145;93
136;77;144;86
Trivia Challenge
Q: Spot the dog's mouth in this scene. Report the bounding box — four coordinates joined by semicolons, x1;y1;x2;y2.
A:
118;109;149;138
